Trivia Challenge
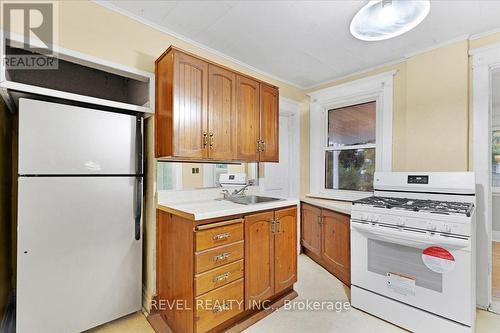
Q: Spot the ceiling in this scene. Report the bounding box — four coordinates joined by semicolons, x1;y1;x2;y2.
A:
100;0;500;89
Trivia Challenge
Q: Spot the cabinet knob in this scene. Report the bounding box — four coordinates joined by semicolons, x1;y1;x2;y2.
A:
202;131;208;147
209;132;214;149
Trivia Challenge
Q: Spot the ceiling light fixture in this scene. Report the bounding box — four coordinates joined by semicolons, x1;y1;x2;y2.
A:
350;0;430;41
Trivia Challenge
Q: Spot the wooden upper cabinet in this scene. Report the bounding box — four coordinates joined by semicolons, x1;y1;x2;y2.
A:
244;211;275;308
236;75;260;161
208;65;236;160
301;203;322;257
321;209;351;285
155;49;208;159
155;46;279;162
173;52;209;159
274;207;297;294
260;84;279;162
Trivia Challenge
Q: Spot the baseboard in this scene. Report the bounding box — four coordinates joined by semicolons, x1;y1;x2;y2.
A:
142;286;156;315
493;230;500;242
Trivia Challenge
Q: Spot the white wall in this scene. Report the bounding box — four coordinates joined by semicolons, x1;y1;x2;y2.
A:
492;72;500;236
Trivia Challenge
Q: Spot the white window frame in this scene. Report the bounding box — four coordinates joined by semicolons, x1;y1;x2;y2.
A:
470;41;500;309
308;70;395;201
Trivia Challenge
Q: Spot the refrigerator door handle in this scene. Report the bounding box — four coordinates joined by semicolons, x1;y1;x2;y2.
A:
135;176;142;240
135;116;143;241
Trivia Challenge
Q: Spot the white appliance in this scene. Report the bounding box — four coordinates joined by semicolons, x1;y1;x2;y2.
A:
350;172;476;333
16;98;143;333
219;173;247;188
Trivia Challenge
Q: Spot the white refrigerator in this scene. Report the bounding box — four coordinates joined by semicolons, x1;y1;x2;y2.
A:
16;98;143;333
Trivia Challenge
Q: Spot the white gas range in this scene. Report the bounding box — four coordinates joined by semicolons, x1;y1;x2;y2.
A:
350;172;476;333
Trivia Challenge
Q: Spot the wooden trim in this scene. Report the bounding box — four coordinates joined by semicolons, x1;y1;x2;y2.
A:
156;204;298;224
195;218;243;230
156;204;195;220
300;202;350;217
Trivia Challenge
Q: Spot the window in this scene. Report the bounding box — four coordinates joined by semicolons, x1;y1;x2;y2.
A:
492;129;500;189
325;102;376;192
308;70;394;200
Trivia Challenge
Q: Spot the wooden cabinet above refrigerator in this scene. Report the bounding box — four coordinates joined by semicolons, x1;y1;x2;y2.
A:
155;46;279;162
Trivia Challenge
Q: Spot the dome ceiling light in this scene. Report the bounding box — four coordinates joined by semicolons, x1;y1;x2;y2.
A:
350;0;430;41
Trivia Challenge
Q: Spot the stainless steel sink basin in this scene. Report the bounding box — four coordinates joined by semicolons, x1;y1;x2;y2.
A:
227;195;283;205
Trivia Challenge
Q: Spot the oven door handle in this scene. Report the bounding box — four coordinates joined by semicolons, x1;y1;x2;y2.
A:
351;222;470;249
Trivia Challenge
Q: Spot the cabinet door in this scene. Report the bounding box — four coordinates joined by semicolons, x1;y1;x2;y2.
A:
301;204;322;257
236;75;260;161
245;211;274;308
321;209;351;285
274;207;297;294
259;84;279;162
208;65;236;160
172;50;208;159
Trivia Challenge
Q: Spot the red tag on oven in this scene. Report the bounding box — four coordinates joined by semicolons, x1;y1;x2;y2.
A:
422;246;455;273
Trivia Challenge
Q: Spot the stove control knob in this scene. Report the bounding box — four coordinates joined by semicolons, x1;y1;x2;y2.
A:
396;217;406;226
372;215;380;222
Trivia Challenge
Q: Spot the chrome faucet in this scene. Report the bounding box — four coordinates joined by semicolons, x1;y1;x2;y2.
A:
220;179;255;199
232;184;250;196
221;189;231;199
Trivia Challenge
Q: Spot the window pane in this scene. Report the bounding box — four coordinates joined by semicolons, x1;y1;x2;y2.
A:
325;148;375;191
157;162;175;191
493;130;500;187
327;101;376;146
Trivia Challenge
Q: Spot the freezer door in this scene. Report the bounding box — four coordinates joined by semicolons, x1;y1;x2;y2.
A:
18;98;139;175
17;177;142;333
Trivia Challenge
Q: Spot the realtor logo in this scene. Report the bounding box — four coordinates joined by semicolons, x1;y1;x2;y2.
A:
2;1;59;69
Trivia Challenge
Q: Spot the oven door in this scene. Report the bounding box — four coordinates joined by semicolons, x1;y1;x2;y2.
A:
351;220;473;326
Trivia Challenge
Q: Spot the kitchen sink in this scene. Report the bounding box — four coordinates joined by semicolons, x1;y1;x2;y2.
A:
226;195;283;205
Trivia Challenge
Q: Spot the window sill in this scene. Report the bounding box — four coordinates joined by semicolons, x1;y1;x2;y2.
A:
307;191;373;202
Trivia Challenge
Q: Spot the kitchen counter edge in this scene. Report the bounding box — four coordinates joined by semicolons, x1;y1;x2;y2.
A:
301;197;352;215
157;198;300;221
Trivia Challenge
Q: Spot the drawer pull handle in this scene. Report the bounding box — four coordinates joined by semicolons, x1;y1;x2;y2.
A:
213;232;230;241
214;252;231;262
213;272;230;283
212;302;231;314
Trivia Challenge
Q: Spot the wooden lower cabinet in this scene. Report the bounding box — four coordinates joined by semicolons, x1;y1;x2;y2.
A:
300;203;351;286
244;211;275;307
157;206;297;333
300;203;322;256
245;207;297;309
195;279;244;333
274;207;298;294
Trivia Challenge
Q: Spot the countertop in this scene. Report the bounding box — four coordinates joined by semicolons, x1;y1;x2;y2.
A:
157;196;299;221
300;196;352;215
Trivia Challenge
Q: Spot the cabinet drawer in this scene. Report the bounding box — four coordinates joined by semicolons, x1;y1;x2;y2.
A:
195;279;244;333
195;241;244;274
195;219;243;251
195;259;244;296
